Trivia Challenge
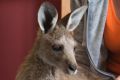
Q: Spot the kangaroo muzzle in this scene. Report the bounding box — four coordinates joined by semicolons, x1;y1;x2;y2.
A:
67;64;78;75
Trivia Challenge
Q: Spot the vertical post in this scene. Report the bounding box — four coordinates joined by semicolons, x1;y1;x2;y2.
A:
61;0;71;18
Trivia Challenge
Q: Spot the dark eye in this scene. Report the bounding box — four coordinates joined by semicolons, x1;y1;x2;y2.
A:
52;44;63;51
74;47;77;52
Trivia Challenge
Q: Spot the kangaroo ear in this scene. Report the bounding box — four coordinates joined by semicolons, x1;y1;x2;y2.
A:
66;6;87;32
38;2;58;33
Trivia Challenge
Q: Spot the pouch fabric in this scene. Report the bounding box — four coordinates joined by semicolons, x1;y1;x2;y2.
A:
70;0;116;79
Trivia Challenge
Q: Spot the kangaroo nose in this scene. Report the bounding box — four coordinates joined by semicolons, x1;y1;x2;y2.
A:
68;64;77;72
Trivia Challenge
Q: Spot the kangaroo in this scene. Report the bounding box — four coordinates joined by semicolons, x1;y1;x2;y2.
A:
16;2;103;80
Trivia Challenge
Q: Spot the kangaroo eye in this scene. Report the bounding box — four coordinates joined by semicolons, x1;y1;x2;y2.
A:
74;47;76;50
52;44;63;51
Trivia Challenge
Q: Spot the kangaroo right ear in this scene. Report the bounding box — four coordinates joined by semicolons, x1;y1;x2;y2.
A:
38;2;58;33
66;6;87;32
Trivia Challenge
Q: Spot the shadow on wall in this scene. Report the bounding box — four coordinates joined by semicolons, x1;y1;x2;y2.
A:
0;0;61;80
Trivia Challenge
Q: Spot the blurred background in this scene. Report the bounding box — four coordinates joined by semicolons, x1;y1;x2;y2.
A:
0;0;69;80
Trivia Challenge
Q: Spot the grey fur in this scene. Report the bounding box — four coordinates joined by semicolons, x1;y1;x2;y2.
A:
16;2;104;80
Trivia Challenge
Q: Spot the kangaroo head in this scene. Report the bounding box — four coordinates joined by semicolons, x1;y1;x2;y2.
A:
37;2;87;75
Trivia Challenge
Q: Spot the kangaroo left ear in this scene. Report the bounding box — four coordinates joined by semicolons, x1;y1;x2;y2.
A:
38;2;58;33
66;6;87;32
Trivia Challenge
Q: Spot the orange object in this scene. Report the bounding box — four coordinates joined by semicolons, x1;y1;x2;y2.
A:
61;0;71;18
104;0;120;75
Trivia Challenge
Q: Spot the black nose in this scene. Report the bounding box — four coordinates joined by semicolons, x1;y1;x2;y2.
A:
68;64;77;71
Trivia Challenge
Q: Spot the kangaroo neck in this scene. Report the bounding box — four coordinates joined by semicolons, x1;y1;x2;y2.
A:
34;56;56;80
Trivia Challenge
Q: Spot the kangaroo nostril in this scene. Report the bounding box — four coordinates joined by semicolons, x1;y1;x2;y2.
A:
68;64;77;72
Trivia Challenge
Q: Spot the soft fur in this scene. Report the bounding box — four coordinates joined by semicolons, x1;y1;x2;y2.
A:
16;2;104;80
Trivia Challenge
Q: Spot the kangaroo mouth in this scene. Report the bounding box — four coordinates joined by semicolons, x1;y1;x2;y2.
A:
67;68;78;75
66;64;78;75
